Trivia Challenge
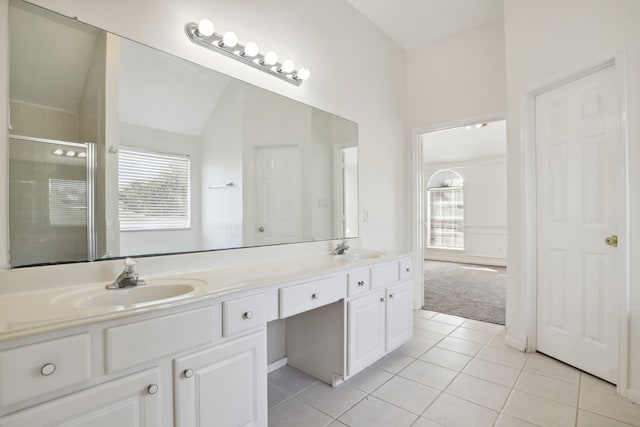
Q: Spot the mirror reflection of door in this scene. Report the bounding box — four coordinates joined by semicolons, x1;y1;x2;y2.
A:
254;146;303;245
338;146;358;237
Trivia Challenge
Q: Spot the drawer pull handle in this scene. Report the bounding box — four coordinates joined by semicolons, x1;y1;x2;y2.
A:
40;363;56;376
183;369;194;378
311;293;319;300
243;311;254;320
147;384;159;395
357;280;365;287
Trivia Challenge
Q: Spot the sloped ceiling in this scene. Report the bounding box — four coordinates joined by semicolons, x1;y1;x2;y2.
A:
422;120;506;164
347;0;504;50
9;1;99;112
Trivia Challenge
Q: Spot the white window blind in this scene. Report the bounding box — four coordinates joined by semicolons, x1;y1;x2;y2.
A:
118;147;190;231
49;178;87;226
427;187;464;249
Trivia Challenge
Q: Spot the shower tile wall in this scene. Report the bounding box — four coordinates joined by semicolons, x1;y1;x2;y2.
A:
9;101;88;267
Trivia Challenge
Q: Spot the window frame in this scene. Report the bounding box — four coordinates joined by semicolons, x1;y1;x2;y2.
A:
426;185;464;250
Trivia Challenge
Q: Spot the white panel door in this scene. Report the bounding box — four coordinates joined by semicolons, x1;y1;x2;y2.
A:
386;281;413;351
347;289;386;376
536;65;622;383
255;146;302;245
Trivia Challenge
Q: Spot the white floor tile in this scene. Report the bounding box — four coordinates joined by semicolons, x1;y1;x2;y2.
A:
398;359;458;390
297;381;366;418
412;328;448;345
415;319;458;335
462;358;521;388
577;409;637;427
375;350;415;374
462;318;506;335
494;413;539;427
449;327;495;344
419;347;471;372
373;376;440;415
268;366;318;396
414;309;438;320
487;335;507;348
268;383;292;409
338;395;418;427
401;337;438;358
515;371;579;406
328;421;349;427
503;390;577;427
422;393;498;427
347;366;394;393
268;398;334;427
579;384;640;426
436;336;484;356
431;313;466;326
411;417;443;427
580;372;617;393
445;373;511;411
476;345;529;370
524;353;580;384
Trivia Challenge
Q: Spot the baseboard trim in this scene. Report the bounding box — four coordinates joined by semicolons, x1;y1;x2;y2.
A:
504;335;527;352
267;357;288;373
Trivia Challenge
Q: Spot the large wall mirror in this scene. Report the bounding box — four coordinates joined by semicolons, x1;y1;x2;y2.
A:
7;0;358;268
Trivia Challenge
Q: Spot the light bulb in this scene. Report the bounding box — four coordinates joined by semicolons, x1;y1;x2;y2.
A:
242;41;259;57
197;19;215;37
78;152;87;158
65;150;76;157
295;67;310;80
279;59;295;74
53;148;64;156
262;50;278;66
475;123;482;129
221;31;238;48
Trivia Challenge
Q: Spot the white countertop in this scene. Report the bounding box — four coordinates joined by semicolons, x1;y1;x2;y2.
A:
0;250;408;342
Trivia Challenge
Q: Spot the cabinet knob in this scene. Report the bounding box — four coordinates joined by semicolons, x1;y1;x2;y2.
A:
380;297;385;303
147;384;159;395
357;280;365;287
311;293;319;300
405;267;411;272
243;311;254;320
183;369;194;378
40;363;56;376
389;294;394;299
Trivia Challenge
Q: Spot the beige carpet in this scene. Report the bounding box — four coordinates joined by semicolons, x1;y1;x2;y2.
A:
423;260;506;325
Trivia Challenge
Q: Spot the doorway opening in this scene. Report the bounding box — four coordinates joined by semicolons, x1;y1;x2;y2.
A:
420;119;507;325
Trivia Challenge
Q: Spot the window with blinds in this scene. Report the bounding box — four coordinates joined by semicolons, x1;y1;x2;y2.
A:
49;178;87;226
427;187;464;249
118;147;190;231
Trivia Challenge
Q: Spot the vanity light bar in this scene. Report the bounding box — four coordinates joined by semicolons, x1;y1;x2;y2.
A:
185;19;310;86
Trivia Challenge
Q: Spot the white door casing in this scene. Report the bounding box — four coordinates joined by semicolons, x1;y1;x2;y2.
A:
254;146;302;245
535;64;623;383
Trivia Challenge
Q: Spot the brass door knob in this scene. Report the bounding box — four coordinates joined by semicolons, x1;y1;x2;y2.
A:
604;235;618;247
258;226;265;232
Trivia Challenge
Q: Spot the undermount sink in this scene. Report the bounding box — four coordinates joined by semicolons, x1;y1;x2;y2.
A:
334;251;385;263
53;279;204;309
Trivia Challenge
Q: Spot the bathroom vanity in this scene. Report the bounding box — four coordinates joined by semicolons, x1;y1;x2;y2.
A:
0;252;412;426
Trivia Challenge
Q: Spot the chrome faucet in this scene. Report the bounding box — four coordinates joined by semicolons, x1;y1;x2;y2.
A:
106;258;147;289
330;240;350;255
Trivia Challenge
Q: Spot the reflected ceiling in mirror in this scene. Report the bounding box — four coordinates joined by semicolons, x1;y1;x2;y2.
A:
7;0;358;268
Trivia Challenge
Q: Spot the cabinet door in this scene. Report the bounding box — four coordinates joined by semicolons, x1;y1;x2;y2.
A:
174;331;267;427
386;281;413;351
347;289;386;377
0;369;161;427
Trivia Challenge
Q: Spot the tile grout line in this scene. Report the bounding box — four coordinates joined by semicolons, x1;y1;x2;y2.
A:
574;373;582;427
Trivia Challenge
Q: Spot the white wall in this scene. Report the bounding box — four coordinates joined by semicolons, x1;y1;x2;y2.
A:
0;0;406;272
503;0;640;400
406;18;507;129
423;158;507;266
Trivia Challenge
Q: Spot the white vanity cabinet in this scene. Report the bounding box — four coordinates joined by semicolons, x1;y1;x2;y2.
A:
346;259;413;377
174;330;267;427
0;368;162;427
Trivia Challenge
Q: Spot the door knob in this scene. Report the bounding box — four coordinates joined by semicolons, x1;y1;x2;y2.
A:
258;226;265;232
604;235;618;247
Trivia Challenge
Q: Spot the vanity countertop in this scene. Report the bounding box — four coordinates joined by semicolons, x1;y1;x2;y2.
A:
0;250;409;342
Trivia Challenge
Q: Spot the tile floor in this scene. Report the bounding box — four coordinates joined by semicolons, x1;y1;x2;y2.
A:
267;310;640;427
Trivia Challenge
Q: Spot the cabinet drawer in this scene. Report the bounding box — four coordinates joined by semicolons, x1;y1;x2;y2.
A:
370;262;399;289
399;258;413;281
0;333;91;407
222;293;266;337
106;307;215;373
279;275;346;318
347;269;370;297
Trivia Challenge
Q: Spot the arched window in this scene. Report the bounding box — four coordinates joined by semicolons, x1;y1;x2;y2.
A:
426;170;464;249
